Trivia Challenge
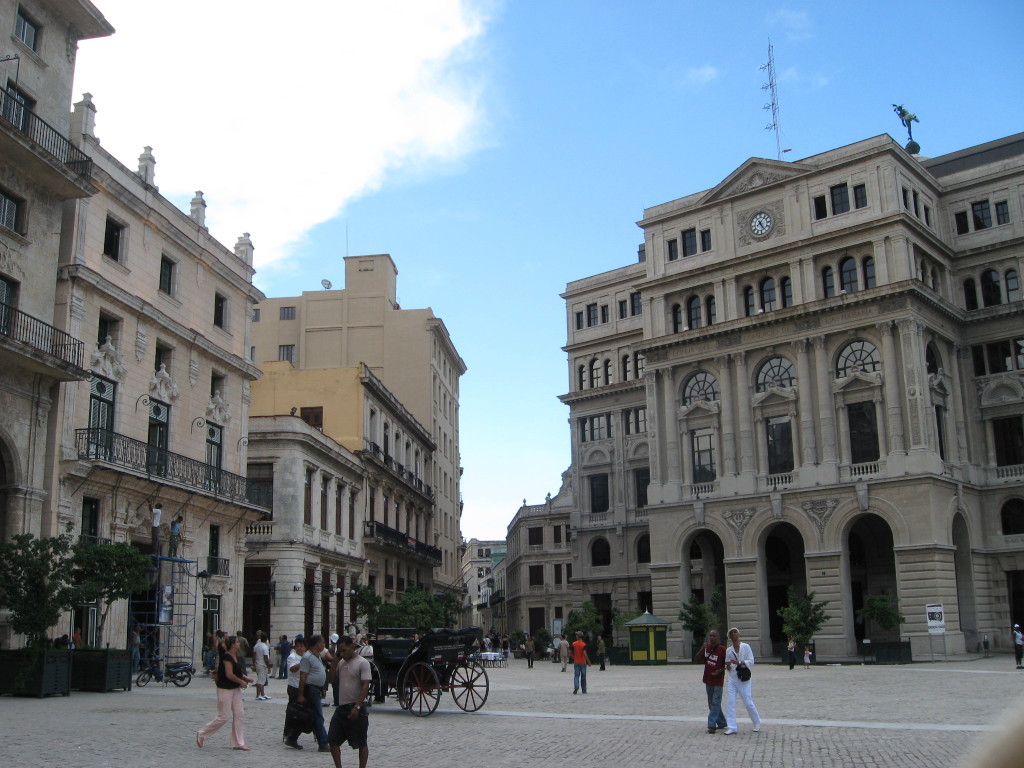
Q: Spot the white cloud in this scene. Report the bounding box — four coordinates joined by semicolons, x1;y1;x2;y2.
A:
768;9;813;40
73;0;490;268
679;64;719;88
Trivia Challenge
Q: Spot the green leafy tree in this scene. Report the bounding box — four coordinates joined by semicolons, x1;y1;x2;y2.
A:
857;593;906;637
776;587;830;643
533;627;552;652
350;584;382;633
565;601;603;641
71;541;152;649
376;589;446;634
679;587;724;644
509;629;526;649
0;533;77;647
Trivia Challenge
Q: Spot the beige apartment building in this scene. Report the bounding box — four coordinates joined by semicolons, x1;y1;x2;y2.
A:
251;254;466;597
460;538;506;630
563;132;1024;660
247;361;439;634
48;94;267;654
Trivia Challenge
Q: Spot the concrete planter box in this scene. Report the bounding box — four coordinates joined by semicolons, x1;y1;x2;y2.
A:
71;649;133;692
0;649;72;697
871;641;912;665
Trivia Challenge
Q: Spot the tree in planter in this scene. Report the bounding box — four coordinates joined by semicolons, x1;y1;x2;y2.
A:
533;627;552;654
71;541;152;649
857;593;906;639
350;584;383;634
776;586;830;644
679;587;724;647
0;533;77;648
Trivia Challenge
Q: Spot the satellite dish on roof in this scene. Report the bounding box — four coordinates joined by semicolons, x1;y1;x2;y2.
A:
321;279;332;290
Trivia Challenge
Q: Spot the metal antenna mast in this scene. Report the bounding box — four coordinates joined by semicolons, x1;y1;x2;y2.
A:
761;40;783;160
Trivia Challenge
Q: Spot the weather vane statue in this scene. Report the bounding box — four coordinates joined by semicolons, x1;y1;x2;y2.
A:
892;104;920;154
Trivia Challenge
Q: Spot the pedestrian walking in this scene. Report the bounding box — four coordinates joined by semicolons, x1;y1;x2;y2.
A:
1013;624;1023;669
298;634;331;752
558;635;570;672
803;646;812;669
276;634;292;679
283;636;307;748
722;627;762;735
787;637;797;670
196;635;253;750
597;635;607;670
696;629;728;733
326;635;372;768
572;631;590;694
523;634;535;668
253;630;272;700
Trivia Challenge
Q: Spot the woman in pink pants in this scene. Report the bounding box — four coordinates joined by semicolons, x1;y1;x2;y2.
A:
197;635;253;750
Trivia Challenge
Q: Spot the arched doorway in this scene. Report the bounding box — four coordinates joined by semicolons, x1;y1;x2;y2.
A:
683;531;727;626
762;522;807;654
847;513;899;645
952;513;978;650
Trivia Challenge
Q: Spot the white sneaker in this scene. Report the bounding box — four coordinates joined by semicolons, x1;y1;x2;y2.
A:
723;728;737;735
264;695;272;700
753;725;761;732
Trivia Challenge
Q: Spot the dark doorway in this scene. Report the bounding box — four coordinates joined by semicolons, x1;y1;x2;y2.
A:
847;514;899;646
763;522;807;653
243;565;272;640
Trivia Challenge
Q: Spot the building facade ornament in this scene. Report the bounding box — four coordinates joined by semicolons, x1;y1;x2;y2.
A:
802;498;839;534
722;507;756;543
90;336;127;381
149;363;179;402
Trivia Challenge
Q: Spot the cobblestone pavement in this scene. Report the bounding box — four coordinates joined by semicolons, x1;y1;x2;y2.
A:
2;655;1023;768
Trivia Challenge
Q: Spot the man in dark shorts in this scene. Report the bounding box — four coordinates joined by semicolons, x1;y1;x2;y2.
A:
327;635;371;768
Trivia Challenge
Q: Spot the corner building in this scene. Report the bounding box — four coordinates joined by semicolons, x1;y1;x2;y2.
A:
563;133;1024;660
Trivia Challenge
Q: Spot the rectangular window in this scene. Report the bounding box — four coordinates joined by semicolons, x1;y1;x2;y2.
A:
691;429;716;483
0;187;24;233
213;293;226;328
766;416;794;474
924;205;932;226
996;200;1010;225
912;190;920;218
278;344;295;362
554;563;563;585
667;238;678;261
681;228;698;257
630;292;642;316
247;463;274;512
586;303;598;327
103;217;124;261
304;468;313;525
279;306;296;320
955;211;970;235
902;187;910;209
554;525;562;545
14;10;39;50
986;340;1012;374
618;299;627;319
3;82;33;131
320;475;329;530
528;526;543;546
853;184;868;209
528;564;544;587
209;524;220;558
972;200;992;230
96;313;118;347
813;196;828;220
575;311;583;330
81;497;100;539
159;255;175;294
590;414;607;441
600;304;609;324
253;308;260;322
971;345;987;377
993;417;1024;466
589;473;609;513
206;422;223;470
830;183;850;215
300;406;323;430
700;229;712;252
847;402;879;464
634;467;650;508
154;343;172;373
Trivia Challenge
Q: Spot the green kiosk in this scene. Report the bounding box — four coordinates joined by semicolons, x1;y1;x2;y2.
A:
624;611;672;665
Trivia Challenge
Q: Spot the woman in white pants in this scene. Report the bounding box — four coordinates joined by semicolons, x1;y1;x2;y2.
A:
722;627;762;735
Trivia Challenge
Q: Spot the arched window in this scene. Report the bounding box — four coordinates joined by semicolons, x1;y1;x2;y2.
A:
964;278;979;311
863;256;876;289
589;359;600;387
822;266;835;298
760;277;777;311
686;297;702;329
603;359;612;386
743;286;756;316
836;340;881;377
671;303;684;333
636;534;651;564
621;354;631;381
591;538;611;567
683;371;720;405
1001;499;1024;536
981;269;1002;307
839;256;858;293
705;296;717;325
780;276;793;308
578;365;586;391
1006;269;1021;302
756;357;795;392
926;344;941;375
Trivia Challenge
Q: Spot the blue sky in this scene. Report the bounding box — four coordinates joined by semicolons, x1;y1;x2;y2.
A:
73;1;1024;540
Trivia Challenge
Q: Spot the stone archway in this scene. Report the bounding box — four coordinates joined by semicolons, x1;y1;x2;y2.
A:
760;522;807;655
952;513;978;650
847;513;899;646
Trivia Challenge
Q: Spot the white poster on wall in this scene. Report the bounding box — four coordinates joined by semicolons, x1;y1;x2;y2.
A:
926;603;945;635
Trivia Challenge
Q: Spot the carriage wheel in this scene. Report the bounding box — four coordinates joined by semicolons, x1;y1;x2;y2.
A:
399;661;441;716
366;661;383;706
449;661;488;712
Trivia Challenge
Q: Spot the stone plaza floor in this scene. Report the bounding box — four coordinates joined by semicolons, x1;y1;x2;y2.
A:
2;654;1022;767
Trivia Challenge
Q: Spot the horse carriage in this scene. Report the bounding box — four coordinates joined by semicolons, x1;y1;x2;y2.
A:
366;626;489;716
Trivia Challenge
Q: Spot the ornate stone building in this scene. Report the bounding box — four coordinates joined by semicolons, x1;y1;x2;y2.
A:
562;132;1024;659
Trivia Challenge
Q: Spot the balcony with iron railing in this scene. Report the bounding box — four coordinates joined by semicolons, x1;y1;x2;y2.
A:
75;428;271;510
206;556;230;577
361;438;434;499
0;301;87;379
363;519;442;566
0;88;94;193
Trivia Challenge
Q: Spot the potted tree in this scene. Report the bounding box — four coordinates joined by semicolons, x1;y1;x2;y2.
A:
776;586;830;665
0;533;77;697
679;588;723;662
857;593;910;664
69;540;152;691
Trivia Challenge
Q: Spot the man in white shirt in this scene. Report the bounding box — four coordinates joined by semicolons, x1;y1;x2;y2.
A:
253;631;272;700
1014;624;1023;669
283;636;307;748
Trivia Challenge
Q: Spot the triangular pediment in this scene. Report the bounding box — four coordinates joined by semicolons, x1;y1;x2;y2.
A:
678;399;721;419
832;370;883;393
751;385;798;408
699;158;813;205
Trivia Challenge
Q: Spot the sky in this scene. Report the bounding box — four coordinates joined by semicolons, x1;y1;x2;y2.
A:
72;0;1024;541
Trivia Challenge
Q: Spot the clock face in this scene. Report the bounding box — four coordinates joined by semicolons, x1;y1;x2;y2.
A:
750;211;773;236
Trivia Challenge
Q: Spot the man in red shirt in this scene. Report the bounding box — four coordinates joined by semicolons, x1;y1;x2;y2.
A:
571;631;591;694
696;629;727;734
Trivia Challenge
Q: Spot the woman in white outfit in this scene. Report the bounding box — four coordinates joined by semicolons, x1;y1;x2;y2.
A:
723;627;762;735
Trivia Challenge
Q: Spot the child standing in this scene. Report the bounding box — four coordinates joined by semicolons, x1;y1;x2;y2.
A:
803;646;812;669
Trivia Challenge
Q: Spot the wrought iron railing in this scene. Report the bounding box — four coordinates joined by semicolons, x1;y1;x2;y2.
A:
0;301;85;370
206;556;230;576
78;533;112;545
75;428;271;509
363;520;442;565
1;88;93;183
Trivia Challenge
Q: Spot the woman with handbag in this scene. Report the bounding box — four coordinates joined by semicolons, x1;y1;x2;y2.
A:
197;635;253;750
722;627;762;735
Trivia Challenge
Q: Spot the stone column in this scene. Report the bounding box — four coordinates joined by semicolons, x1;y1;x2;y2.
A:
724;558;765;655
948;344;969;464
717;355;737;476
897;318;931;451
795;339;817;466
812;336;837;463
878;321;906;455
732;352;754;476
